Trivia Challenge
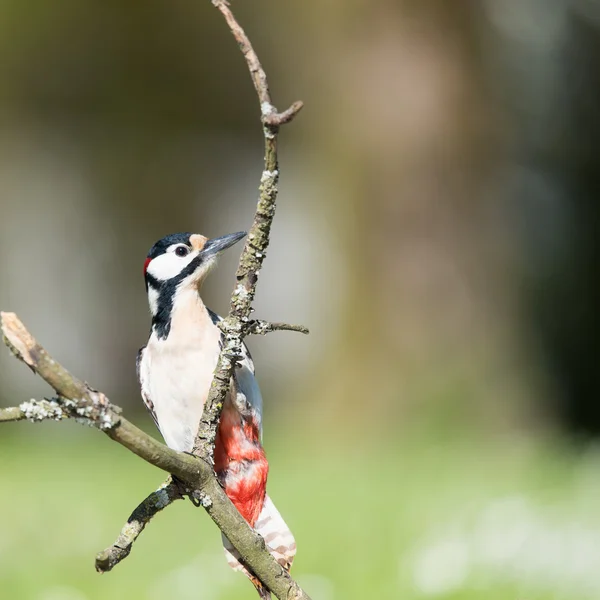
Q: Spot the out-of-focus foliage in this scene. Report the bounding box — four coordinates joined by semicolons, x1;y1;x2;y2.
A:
1;0;599;598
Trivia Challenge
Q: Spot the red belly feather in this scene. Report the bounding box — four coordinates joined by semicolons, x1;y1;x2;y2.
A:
214;403;268;526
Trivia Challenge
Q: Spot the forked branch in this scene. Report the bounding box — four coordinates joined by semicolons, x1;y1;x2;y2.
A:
192;0;303;461
95;478;183;573
0;2;309;599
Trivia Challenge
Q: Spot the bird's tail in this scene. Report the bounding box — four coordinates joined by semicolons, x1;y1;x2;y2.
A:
222;494;297;599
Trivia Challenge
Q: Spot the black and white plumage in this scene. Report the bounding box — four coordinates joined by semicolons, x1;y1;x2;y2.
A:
137;231;258;451
136;231;295;598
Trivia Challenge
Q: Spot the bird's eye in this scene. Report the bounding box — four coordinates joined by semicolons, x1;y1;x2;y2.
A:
175;245;190;257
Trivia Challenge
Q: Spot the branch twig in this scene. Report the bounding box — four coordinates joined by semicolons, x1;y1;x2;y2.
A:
0;312;202;480
193;0;303;462
0;313;311;600
211;0;304;124
95;478;183;573
248;320;309;336
0;3;310;599
0;405;26;422
0;398;63;423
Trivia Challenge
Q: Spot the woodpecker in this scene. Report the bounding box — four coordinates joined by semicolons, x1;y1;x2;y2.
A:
137;231;296;598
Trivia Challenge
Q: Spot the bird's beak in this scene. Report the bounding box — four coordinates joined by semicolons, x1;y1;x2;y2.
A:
200;231;247;258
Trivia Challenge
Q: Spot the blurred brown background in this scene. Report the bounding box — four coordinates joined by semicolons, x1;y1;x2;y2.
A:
0;2;599;599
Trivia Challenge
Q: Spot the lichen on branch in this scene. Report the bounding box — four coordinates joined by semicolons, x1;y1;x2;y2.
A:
192;0;303;463
0;2;309;599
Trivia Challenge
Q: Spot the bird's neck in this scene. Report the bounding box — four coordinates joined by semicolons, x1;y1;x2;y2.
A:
150;283;210;342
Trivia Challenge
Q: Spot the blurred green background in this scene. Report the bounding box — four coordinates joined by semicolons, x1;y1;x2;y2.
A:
1;1;599;599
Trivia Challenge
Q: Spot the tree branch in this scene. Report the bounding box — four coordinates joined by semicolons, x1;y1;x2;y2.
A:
0;405;27;422
0;3;310;599
0;313;311;600
193;0;303;462
210;0;304;123
248;320;310;336
0;398;64;423
0;313;203;481
95;478;183;573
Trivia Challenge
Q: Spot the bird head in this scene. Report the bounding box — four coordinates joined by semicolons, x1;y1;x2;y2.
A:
143;231;246;326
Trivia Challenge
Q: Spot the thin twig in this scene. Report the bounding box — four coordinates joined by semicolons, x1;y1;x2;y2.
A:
95;478;183;573
193;0;303;463
190;7;307;594
0;398;64;423
212;0;271;108
264;100;304;126
248;320;310;335
0;312;201;479
0;405;26;422
0;313;311;600
0;2;311;598
2;312;109;415
211;0;303;126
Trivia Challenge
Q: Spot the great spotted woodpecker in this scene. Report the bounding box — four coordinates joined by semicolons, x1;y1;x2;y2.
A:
137;231;296;598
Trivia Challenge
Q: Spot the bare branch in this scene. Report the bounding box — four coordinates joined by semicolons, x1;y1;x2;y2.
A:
0;2;311;599
248;320;310;336
0;399;64;423
193;0;303;463
0;312;203;480
263;100;304;126
193;475;308;600
211;0;271;108
2;312;107;414
0;313;311;600
210;0;303;127
95;478;183;573
0;405;26;422
189;6;307;596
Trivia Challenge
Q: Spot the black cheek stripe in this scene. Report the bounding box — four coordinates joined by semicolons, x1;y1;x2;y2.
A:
145;254;206;340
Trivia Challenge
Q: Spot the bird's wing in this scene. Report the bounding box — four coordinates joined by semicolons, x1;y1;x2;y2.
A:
206;308;264;436
136;345;160;430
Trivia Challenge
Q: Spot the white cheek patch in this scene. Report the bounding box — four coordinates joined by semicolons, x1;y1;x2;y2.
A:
146;252;196;281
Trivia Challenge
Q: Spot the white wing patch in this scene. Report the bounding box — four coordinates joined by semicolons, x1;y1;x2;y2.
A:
233;351;263;437
136;346;159;429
